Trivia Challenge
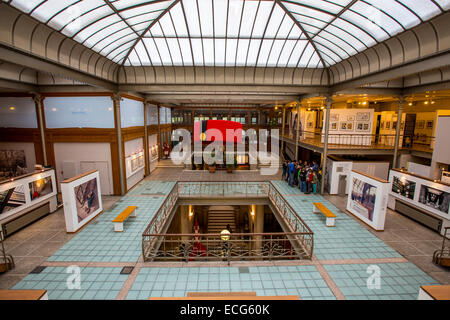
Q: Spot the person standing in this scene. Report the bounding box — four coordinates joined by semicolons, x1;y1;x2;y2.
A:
300;168;306;192
288;161;295;187
312;171;318;194
306;170;313;194
282;160;287;180
294;162;300;187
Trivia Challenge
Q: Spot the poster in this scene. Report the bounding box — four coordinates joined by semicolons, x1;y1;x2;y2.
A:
29;176;53;201
0;150;27;179
356;112;370;121
350;177;377;221
138;155;144;168
418;185;450;214
392;176;415;200
131;158;138;172
0;185;26;214
74;177;100;223
330;122;338;130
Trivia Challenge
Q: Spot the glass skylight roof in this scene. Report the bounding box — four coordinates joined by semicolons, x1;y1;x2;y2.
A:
4;0;449;67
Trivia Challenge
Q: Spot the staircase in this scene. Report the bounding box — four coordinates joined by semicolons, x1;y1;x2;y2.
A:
207;206;236;234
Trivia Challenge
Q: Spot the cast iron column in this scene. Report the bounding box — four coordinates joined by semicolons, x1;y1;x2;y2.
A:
295;102;301;160
33;93;48;166
393;96;404;169
113;94;125;195
321;96;332;195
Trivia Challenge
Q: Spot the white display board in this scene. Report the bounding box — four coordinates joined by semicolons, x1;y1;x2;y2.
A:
0;169;57;225
346;170;390;231
322;108;374;145
388;169;450;223
61;170;102;233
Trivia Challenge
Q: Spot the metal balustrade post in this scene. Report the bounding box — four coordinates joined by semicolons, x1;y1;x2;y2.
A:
321;96;332;195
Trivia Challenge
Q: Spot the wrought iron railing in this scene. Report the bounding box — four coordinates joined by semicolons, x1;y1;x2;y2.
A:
141;183;179;258
142;181;314;262
142;232;309;262
267;183;314;258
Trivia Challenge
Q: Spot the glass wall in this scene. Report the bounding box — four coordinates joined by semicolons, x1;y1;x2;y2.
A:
0;97;37;128
120;98;144;128
44;96;114;128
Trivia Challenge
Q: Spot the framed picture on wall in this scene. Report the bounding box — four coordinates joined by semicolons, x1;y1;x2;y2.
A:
347;122;354;131
131;157;138;172
356;122;364;132
347;115;355;121
381;121;384;129
330;122;338;130
307;122;313;128
340;122;348;130
363;123;370;131
330;114;339;122
385;121;390;129
393;121;397;130
356;112;370;121
417;120;425;129
427;120;433;129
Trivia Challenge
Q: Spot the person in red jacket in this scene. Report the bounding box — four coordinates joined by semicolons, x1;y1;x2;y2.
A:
306;169;313;194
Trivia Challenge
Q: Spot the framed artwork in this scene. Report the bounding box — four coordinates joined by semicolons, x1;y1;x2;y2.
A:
416;120;425;129
0;150;27;179
138;155;144;168
381;121;384;129
131;158;138;172
393;121;397;130
330;114;339;122
330;122;338;131
363;123;370;131
307;122;313;128
341;122;348;130
356;122;364;132
427;120;433;129
385;121;390;129
419;185;450;214
29;176;53;201
347;115;355;121
347;122;353;131
74;178;100;223
350;177;377;222
392;176;415;200
356;112;370;121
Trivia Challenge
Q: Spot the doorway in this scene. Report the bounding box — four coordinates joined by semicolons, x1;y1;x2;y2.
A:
403;114;416;147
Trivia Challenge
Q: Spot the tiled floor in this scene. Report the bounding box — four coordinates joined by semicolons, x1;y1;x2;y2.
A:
12;267;128;300
1;167;448;299
126;266;335;300
271;181;401;260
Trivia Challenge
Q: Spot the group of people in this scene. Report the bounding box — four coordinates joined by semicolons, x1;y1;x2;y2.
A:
282;160;321;194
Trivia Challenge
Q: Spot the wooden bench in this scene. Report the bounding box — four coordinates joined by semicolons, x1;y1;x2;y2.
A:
312;202;336;227
0;290;48;300
418;285;450;300
112;206;137;232
150;291;299;300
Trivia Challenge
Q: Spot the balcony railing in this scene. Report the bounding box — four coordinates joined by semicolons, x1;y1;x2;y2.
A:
282;131;435;152
142;232;310;262
142;181;314;262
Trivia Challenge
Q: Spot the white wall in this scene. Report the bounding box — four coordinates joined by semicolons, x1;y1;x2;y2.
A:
124;138;144;190
146;104;158;125
432;116;450;165
53;142;114;195
407;162;431;178
327;158;390;195
0;142;37;174
0;97;37;128
149;134;158;173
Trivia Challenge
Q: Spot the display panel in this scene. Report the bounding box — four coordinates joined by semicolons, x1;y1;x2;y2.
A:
350;177;377;221
419;185;450;215
29;176;53;201
61;170;102;232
